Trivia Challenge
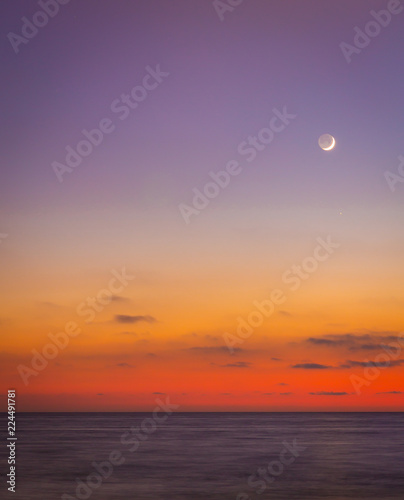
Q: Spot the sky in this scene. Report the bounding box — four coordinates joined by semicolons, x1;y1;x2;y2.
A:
1;0;403;411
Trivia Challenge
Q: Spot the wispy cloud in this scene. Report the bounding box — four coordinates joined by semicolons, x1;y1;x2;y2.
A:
114;315;156;324
293;358;404;370
111;295;131;302
292;363;331;369
310;391;349;396
340;359;404;368
306;332;402;352
188;346;243;354
307;338;344;346
349;344;384;351
220;361;251;368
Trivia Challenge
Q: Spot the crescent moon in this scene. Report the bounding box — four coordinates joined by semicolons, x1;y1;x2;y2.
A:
322;137;335;151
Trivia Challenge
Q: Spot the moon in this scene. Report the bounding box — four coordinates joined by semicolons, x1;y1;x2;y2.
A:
318;134;336;151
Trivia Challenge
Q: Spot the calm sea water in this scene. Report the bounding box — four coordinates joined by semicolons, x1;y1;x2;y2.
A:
1;412;403;499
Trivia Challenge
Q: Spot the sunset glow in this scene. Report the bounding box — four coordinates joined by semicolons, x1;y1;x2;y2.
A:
1;0;403;412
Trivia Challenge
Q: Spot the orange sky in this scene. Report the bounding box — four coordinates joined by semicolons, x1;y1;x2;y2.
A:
1;211;403;411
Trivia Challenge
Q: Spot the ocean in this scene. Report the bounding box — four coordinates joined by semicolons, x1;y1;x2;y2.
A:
1;412;404;499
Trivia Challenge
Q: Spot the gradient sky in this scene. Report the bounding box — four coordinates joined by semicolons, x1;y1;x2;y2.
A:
1;0;403;411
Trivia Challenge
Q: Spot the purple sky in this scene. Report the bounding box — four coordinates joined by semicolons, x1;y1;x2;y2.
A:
2;0;403;217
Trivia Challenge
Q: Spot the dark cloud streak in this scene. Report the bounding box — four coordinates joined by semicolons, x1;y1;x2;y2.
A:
114;315;156;324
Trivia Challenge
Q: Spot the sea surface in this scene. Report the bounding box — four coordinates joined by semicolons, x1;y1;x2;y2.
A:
1;412;403;499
